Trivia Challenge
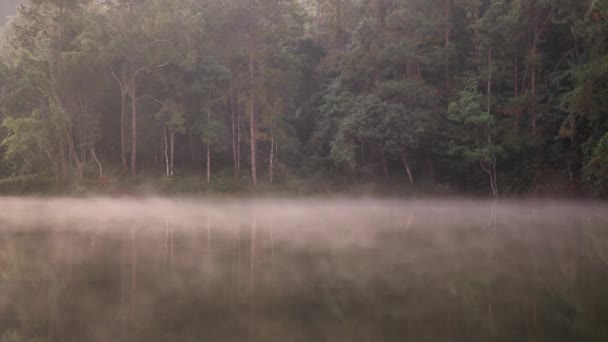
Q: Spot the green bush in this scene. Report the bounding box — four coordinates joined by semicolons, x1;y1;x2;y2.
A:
0;173;54;195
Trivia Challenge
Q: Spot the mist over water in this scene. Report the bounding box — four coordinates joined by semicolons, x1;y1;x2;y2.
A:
0;197;607;342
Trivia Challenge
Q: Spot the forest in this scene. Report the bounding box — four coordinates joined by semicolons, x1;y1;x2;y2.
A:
0;0;607;197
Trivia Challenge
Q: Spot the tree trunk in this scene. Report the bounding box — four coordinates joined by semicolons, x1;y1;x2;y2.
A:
427;152;435;184
474;6;481;59
527;2;555;137
444;0;452;91
207;106;211;184
207;143;211;184
237;89;242;178
164;125;169;177
531;59;537;136
91;146;103;179
66;128;83;178
529;0;539;137
111;69;129;172
401;153;414;184
248;0;258;186
487;44;492;116
59;136;67;177
188;122;195;164
381;152;389;179
80;128;85;163
481;160;498;198
170;128;175;177
230;77;238;179
121;90;128;171
513;49;521;134
269;103;275;184
160;130;164;173
130;74;138;176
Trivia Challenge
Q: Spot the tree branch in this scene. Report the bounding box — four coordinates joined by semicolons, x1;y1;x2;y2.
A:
137;94;164;104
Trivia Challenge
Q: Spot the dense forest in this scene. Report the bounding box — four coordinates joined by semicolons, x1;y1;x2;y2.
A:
0;0;607;196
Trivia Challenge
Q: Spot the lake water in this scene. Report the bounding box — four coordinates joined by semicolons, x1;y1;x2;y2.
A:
0;198;607;342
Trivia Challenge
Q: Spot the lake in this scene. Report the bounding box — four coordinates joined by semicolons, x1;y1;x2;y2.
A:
0;198;607;342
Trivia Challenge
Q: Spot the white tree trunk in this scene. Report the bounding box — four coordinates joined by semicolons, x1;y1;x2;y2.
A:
164;125;169;177
170;128;175;177
207;143;211;184
401;153;414;184
91;146;103;179
269;104;275;184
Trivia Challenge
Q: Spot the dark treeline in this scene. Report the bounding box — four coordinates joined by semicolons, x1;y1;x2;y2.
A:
0;0;607;196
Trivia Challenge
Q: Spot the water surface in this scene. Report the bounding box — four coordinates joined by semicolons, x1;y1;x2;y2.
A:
0;198;607;342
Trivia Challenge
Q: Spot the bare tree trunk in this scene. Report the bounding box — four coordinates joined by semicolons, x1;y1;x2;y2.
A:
160;130;164;173
80;128;85;163
531;59;537;136
487;44;492;116
444;0;452;90
45;150;60;182
121;90;128;171
164;125;169;177
188;123;195;164
237;90;242;178
130;75;138;176
275;142;279;178
59;137;67;177
381;151;389;179
480;160;498;198
66;128;83;178
474;6;481;59
248;0;258;186
269;103;275;184
111;69;129;172
526;2;555;137
401;153;414;184
207;107;211;184
207;143;211;184
91;146;103;179
56;5;67;181
513;48;521;134
230;78;238;179
170;128;175;177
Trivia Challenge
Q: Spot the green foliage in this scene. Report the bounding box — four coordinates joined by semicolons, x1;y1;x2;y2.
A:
583;132;608;196
0;0;606;196
448;90;493;161
0;173;53;194
448;88;501;195
155;100;186;133
1;117;51;174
